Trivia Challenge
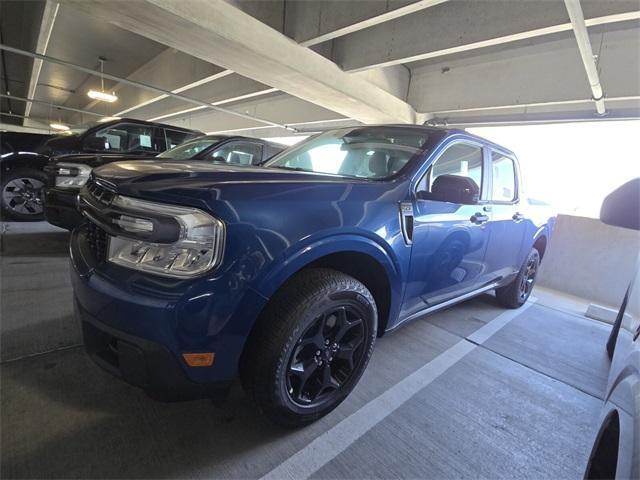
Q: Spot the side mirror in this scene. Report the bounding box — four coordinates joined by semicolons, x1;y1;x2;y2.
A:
419;174;480;205
600;178;640;231
83;135;107;151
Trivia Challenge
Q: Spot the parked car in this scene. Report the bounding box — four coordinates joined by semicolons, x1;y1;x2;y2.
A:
44;135;285;230
584;178;639;480
70;125;555;427
1;131;54;220
1;118;201;221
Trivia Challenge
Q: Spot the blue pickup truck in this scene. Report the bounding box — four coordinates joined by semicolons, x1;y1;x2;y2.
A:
70;125;555;426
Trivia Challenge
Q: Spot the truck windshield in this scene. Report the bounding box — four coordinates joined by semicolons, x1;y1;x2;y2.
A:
265;127;430;179
157;136;224;160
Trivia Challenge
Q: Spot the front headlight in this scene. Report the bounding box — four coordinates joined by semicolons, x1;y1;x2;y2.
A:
106;196;225;278
55;163;92;188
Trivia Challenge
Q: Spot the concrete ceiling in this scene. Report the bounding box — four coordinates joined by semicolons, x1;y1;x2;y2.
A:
2;0;639;135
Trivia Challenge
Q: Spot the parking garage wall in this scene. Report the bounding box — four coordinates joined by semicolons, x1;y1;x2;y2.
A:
537;214;640;314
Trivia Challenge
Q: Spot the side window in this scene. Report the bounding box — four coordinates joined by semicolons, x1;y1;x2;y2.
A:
416;143;483;204
205;142;263;165
165;129;192;149
491;152;517;202
87;124;158;153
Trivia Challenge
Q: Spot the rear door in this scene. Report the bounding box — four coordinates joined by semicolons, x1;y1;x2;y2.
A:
401;140;492;319
483;150;527;282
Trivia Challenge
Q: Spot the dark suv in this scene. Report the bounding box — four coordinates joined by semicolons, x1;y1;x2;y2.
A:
44;134;285;230
1;118;200;221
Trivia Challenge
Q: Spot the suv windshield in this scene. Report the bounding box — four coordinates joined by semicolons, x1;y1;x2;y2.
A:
157;136;224;160
265;127;430;179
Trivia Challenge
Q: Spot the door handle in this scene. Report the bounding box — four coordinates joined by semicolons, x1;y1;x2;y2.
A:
512;212;525;222
470;213;489;224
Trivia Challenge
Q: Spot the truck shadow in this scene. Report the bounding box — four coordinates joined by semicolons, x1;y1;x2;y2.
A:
0;347;314;479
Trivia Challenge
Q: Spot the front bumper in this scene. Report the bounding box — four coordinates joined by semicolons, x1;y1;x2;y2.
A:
77;299;231;400
43;187;83;230
70;224;269;394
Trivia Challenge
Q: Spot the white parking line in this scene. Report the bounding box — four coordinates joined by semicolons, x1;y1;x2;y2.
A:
262;297;538;480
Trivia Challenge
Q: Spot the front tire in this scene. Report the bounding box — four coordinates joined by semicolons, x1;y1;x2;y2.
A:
240;268;377;428
495;247;540;308
1;168;47;221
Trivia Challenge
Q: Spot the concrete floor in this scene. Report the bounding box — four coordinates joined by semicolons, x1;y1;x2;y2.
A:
1;221;611;479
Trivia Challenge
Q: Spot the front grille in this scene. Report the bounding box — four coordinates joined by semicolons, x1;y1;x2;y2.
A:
86;177;116;206
86;221;108;262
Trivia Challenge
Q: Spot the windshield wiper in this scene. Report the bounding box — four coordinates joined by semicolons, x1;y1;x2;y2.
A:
268;165;312;173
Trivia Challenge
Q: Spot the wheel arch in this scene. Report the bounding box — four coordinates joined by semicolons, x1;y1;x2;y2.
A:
1;153;50;173
251;234;403;336
584;408;620;480
532;233;548;260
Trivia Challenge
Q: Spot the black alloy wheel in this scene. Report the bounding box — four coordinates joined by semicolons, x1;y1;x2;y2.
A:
240;268;377;427
286;305;367;407
1;169;47;221
519;252;539;301
495;247;540;309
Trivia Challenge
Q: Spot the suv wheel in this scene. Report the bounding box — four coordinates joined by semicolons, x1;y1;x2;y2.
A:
495;247;540;308
240;268;377;427
1;169;47;221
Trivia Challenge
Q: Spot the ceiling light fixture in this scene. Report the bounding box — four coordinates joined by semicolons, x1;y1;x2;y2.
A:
50;123;69;131
97;116;121;122
88;57;117;103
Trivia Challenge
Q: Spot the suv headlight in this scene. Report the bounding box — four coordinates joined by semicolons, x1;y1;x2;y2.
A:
106;196;225;278
55;163;92;188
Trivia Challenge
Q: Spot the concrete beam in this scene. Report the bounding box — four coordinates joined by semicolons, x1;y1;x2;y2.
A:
23;0;59;121
284;0;447;46
89;0;427;120
120;73;276;121
408;24;640;115
332;0;640;71
165;93;347;134
62;0;417;125
204;117;359;139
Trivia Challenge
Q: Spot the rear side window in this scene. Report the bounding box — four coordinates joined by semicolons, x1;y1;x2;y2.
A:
491;152;517;202
205;142;263;165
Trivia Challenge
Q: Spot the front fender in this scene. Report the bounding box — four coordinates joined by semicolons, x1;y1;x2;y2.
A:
252;231;405;323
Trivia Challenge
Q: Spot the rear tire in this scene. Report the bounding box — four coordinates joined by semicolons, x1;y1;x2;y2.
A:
1;168;47;221
240;268;377;428
495;247;540;308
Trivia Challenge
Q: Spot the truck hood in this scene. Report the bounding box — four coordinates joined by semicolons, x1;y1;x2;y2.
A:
50;153;158;168
95;160;367;191
90;160;397;227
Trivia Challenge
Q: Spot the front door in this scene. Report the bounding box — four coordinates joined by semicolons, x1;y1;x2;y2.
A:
401;141;492;319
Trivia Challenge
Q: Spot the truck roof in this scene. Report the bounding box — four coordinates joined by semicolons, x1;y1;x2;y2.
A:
326;124;516;157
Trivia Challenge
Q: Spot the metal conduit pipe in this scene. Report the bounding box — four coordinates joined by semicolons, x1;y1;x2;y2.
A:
0;44;297;132
1;93;105;118
564;0;606;116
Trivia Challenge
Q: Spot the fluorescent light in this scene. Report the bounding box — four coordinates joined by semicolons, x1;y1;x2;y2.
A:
98;116;121;123
50;123;69;131
88;90;118;103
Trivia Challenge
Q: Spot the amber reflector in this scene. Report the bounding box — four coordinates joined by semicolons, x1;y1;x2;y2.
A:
182;352;215;367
